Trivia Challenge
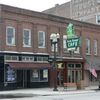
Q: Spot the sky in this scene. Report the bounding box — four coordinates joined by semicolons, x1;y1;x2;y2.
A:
0;0;70;12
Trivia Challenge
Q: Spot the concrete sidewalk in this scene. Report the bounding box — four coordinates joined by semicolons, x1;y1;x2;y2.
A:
0;85;99;96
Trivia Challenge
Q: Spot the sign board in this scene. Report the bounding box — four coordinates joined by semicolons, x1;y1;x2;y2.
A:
66;23;74;38
66;37;80;50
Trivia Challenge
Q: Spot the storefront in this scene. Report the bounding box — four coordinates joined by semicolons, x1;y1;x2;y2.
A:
57;57;85;86
0;53;51;90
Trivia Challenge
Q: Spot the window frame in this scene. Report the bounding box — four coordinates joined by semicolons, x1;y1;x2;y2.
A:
6;26;15;46
63;35;67;49
96;14;100;24
86;38;91;55
74;47;80;54
30;69;48;82
23;29;31;47
94;39;98;55
38;31;45;48
51;43;58;52
5;55;19;61
22;56;34;61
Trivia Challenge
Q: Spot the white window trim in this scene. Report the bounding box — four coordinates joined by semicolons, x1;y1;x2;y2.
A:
23;29;31;47
51;43;58;52
6;26;15;46
5;55;19;61
94;40;98;55
63;35;67;49
38;31;45;48
96;14;100;24
74;47;80;54
86;38;91;55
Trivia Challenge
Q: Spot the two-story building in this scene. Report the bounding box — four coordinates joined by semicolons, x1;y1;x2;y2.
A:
0;4;100;90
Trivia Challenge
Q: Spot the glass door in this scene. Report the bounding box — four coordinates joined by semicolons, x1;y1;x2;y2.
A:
67;63;82;83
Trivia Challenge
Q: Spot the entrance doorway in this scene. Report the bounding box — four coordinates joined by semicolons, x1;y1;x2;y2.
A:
17;70;30;88
67;63;82;83
57;70;64;86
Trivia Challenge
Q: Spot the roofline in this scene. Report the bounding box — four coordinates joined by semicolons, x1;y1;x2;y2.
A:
0;4;100;29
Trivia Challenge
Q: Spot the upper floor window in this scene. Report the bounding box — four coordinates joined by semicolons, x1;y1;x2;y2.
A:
6;26;15;46
74;47;80;54
38;31;45;48
86;38;91;55
63;35;69;53
63;35;67;49
23;29;31;47
96;15;100;24
94;40;98;55
51;43;58;52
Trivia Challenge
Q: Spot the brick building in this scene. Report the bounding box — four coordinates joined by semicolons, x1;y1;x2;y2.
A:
43;0;100;24
0;4;100;90
71;0;100;24
43;2;71;18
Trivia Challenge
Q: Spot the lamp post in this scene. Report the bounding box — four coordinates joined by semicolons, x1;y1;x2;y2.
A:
50;33;60;91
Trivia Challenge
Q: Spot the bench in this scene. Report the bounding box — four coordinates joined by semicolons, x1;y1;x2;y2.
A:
63;83;76;90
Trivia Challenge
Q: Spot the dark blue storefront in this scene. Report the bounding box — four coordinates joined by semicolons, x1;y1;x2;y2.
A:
0;53;51;90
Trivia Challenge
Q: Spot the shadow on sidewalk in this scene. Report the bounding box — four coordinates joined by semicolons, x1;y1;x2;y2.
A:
0;93;35;99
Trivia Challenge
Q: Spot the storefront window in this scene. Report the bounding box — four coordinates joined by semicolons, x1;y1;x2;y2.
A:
31;69;48;82
31;69;39;82
5;64;16;83
40;69;48;81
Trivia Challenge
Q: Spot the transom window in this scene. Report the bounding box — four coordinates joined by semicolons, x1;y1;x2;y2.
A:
6;26;15;46
22;56;48;62
23;29;31;47
38;31;45;48
67;63;82;69
22;56;34;61
37;56;48;62
5;55;19;61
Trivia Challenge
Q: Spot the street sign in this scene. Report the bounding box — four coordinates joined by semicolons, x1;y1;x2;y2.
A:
66;37;80;50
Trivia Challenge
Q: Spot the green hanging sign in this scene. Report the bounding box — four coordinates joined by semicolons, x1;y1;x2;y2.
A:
66;23;74;38
66;37;80;50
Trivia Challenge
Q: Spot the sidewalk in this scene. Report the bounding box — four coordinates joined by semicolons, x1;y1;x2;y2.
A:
0;85;99;96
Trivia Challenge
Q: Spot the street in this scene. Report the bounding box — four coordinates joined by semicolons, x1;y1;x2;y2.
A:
1;90;100;100
20;91;100;100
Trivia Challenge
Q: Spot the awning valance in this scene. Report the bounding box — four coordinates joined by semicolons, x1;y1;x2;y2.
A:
6;61;51;70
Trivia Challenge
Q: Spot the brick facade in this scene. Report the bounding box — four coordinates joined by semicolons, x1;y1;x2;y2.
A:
0;4;100;90
43;0;100;24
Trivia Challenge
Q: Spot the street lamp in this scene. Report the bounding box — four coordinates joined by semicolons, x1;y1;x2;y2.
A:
50;33;60;91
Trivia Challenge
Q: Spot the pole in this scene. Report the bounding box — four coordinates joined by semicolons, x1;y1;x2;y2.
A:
53;42;58;91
